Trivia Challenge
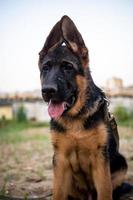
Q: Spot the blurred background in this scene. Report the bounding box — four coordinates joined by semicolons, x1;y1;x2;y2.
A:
0;0;133;199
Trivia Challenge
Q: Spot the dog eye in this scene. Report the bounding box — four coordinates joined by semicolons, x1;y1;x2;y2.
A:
43;65;49;72
42;62;51;73
61;62;74;72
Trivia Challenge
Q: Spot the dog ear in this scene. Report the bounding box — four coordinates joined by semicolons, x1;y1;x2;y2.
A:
39;21;63;63
61;15;89;68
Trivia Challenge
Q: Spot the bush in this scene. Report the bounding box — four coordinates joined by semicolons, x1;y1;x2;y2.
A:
16;105;27;122
113;105;129;122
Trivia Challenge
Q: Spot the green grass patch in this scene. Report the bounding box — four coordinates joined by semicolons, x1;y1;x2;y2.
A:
117;119;133;128
113;105;133;128
0;120;49;144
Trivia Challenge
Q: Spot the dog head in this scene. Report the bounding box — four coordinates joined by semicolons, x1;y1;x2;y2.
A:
38;16;89;120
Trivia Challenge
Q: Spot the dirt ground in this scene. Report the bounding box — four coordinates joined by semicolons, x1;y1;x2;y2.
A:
0;126;133;199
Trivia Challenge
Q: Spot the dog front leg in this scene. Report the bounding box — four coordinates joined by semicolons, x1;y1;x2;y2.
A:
92;159;112;200
53;153;72;200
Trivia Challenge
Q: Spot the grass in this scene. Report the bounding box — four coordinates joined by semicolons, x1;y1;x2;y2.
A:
0;122;52;199
0;120;49;143
0;112;133;143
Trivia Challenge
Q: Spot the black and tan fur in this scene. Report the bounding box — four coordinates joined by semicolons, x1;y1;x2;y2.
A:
38;16;131;200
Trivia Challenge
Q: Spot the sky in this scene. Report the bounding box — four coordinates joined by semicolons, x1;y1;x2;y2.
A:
0;0;133;92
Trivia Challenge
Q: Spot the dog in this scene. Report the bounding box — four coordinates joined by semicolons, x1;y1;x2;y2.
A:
38;15;132;200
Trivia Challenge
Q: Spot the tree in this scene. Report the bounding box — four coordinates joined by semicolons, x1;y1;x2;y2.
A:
16;105;27;122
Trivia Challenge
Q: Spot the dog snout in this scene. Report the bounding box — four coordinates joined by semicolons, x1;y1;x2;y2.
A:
42;85;58;99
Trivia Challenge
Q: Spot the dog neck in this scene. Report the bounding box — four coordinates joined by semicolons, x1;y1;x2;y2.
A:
67;71;107;119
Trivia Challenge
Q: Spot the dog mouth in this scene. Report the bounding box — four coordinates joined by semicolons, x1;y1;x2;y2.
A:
48;96;76;120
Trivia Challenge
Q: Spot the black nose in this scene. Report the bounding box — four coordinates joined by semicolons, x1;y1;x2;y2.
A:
42;85;57;97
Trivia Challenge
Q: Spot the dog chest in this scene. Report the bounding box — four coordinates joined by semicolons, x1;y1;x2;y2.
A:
52;122;108;170
69;134;106;174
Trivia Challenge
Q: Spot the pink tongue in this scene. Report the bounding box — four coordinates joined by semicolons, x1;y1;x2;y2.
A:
48;101;66;119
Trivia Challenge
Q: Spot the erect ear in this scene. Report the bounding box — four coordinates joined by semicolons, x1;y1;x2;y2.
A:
61;15;89;68
39;20;63;63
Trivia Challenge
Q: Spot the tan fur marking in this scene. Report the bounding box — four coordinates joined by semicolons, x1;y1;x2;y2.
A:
85;97;103;118
93;160;112;200
69;43;89;68
52;121;108;151
53;153;72;200
51;122;111;199
67;75;87;116
81;48;89;68
69;42;78;52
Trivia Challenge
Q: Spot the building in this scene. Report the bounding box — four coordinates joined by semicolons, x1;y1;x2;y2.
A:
0;101;13;120
106;77;123;92
0;91;50;122
13;101;50;122
104;78;133;112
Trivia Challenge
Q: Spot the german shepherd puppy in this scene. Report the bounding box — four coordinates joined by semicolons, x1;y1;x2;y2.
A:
38;16;131;200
